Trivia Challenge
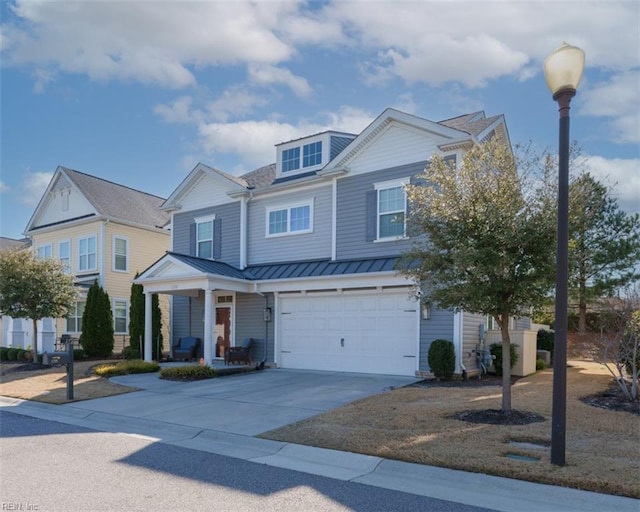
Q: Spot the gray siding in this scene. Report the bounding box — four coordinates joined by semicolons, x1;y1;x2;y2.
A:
171;295;204;348
336;161;427;260
330;135;355;159
235;292;275;363
418;307;455;372
463;312;485;375
247;184;332;264
172;203;241;267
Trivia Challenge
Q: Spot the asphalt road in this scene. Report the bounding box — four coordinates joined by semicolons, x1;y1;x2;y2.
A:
0;411;494;512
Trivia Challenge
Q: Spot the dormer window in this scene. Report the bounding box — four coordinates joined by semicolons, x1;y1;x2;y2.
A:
303;141;322;167
282;147;300;172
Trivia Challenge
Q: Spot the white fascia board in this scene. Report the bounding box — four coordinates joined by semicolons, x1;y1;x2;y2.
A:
134;274;252;295
255;271;412;293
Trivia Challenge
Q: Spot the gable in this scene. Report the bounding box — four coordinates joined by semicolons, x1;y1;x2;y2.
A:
164;164;246;212
28;172;96;231
345;123;451;176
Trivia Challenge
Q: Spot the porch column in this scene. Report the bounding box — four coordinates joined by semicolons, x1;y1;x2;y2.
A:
144;292;152;362
203;289;213;364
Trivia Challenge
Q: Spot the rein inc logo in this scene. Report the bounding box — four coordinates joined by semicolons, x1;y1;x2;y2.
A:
2;504;38;511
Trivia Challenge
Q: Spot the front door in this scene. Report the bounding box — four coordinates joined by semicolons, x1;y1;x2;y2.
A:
215;307;231;358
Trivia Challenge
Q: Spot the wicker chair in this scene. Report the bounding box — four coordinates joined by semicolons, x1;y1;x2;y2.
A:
224;338;254;365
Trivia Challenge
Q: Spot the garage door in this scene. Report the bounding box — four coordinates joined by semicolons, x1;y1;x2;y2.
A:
279;291;417;376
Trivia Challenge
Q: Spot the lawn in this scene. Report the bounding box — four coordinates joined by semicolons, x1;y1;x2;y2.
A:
260;362;640;498
0;360;139;404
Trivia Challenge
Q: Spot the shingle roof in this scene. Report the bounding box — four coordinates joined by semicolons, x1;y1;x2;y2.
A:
61;167;170;229
240;163;276;189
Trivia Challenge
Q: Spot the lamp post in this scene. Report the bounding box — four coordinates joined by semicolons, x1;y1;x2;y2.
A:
543;42;585;467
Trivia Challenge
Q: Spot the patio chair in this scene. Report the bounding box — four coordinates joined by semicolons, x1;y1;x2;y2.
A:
224;338;254;365
172;337;201;361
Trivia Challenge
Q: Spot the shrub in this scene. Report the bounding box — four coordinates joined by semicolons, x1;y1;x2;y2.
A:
73;349;86;360
6;348;18;361
0;347;9;361
537;329;554;357
93;359;159;377
122;345;141;360
15;349;26;361
428;339;456;380
80;281;114;358
489;343;518;377
536;358;546;371
160;365;216;381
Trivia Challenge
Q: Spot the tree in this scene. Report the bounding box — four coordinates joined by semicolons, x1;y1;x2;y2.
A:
129;279;163;361
0;248;77;363
569;172;640;332
399;139;556;411
152;293;163;360
80;281;114;358
128;276;144;358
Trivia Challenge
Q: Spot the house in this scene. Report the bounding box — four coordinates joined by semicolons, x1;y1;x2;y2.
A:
136;108;522;376
20;167;171;354
0;236;31;348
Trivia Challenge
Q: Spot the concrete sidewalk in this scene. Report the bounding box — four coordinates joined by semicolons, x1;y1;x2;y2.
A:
1;368;637;512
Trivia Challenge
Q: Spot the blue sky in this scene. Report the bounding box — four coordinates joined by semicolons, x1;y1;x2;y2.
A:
1;0;638;240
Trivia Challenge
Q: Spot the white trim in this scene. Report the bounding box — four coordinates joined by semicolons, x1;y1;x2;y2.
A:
195;215;216;259
240;196;247;269
78;233;98;273
36;243;52;259
375;177;410;242
331;177;337;261
112;298;129;334
58;239;71;273
453;311;464;373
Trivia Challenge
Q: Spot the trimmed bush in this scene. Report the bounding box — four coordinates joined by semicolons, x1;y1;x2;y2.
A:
15;349;26;361
122;345;141;360
80;281;114;358
160;365;216;381
1;347;9;361
489;343;518;377
6;348;18;361
428;339;456;380
536;358;546;371
73;349;86;360
537;329;554;358
93;359;159;377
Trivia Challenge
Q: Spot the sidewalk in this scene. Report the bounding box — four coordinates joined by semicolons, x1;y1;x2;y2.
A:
1;371;638;512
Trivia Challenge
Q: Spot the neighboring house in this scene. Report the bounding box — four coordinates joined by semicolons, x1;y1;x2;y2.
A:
22;167;171;354
136;108;527;377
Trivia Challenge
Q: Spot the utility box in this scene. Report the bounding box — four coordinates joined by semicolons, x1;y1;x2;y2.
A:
484;329;538;377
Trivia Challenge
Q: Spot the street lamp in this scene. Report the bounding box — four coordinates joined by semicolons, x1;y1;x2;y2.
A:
543;42;585;467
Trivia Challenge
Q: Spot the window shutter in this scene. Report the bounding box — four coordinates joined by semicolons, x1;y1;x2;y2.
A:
365;189;377;242
189;223;196;256
213;219;222;260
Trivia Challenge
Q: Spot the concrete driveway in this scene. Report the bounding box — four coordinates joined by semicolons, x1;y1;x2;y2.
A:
64;368;420;436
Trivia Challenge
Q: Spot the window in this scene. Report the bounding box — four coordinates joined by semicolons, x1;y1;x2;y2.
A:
67;302;85;333
113;299;128;334
36;244;52;259
59;240;70;273
267;202;313;236
79;236;97;271
113;236;128;272
303;141;322;167
282;147;300;172
378;184;406;239
196;216;214;259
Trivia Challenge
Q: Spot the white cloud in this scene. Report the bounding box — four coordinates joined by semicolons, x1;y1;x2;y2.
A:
206;87;268;123
197;106;374;170
153;96;202;125
585;155;640;214
248;64;313;98
580;71;640;144
0;181;8;194
20;171;52;206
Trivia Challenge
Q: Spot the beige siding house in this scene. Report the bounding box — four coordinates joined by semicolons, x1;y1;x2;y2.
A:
22;166;171;354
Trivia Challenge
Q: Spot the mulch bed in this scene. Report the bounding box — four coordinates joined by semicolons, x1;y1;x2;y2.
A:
450;409;546;425
410;373;520;388
581;382;640;416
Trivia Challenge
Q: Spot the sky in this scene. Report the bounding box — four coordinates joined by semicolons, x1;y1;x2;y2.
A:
1;0;638;240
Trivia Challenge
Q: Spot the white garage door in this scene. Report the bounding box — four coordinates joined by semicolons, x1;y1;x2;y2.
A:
279;291;417;376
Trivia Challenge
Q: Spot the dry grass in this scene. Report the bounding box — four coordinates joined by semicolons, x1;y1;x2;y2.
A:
0;360;139;404
261;362;640;498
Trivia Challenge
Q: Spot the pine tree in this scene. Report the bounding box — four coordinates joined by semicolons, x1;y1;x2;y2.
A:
128;276;144;357
80;281;114;358
152;293;163;360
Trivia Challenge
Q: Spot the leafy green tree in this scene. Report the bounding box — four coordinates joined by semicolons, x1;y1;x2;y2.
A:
0;248;77;363
80;281;114;358
128;276;144;358
569;172;640;332
399;139;556;411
